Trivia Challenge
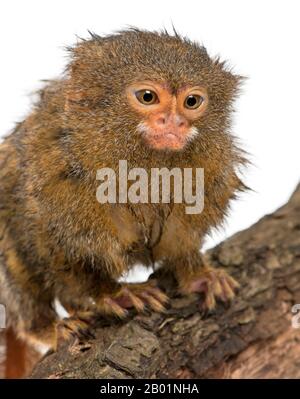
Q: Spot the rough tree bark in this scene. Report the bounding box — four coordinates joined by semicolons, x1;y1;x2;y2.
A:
2;183;300;379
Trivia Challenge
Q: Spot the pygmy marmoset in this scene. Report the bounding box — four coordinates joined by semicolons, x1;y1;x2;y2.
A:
0;29;247;350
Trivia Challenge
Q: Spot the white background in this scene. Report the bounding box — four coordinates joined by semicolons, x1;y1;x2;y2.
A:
0;0;299;262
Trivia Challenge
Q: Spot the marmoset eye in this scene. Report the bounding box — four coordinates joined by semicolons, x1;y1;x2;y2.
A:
184;94;204;109
135;89;158;105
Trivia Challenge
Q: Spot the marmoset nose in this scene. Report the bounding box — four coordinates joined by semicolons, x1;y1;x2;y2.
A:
152;113;188;130
155;116;167;126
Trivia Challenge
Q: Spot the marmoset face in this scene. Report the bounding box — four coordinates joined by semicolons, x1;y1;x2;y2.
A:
126;81;208;151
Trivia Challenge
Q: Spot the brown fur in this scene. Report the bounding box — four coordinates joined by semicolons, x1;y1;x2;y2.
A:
0;29;247;356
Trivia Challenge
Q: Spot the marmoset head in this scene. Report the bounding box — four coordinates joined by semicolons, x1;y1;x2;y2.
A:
64;29;242;160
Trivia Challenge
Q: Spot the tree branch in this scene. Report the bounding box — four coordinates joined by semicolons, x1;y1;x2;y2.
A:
25;183;300;378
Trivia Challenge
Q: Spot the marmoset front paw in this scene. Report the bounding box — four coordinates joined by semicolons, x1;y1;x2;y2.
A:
179;266;239;311
93;280;169;318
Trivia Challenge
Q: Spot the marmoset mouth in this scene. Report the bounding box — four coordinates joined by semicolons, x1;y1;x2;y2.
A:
144;130;192;151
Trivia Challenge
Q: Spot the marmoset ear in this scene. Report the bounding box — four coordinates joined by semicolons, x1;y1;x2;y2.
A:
203;57;245;119
64;89;89;112
214;57;246;101
64;35;105;112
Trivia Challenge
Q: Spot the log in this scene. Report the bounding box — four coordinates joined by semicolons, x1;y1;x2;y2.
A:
7;183;300;378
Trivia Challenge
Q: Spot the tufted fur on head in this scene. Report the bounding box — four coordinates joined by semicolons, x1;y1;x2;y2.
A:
60;29;246;169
